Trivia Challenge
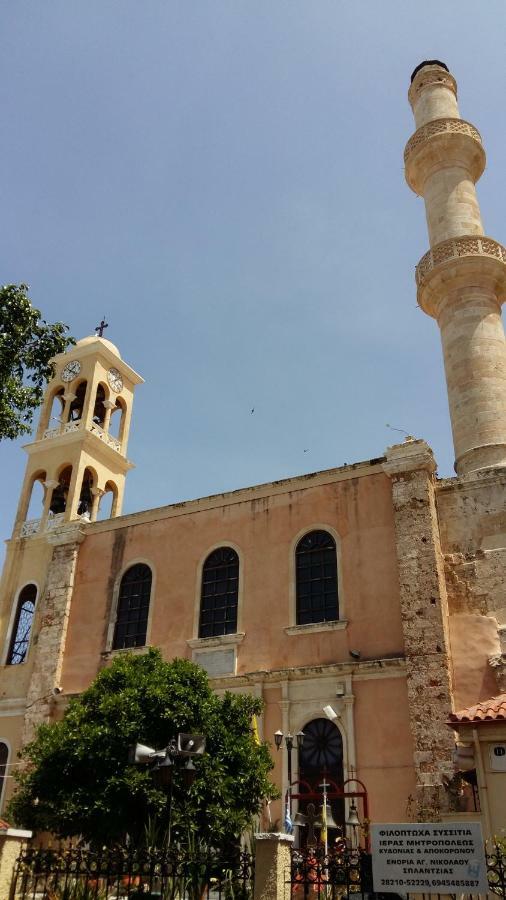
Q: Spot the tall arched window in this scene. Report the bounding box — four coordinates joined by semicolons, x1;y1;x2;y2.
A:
112;564;152;650
199;547;239;638
296;530;338;625
0;743;8;812
7;584;37;665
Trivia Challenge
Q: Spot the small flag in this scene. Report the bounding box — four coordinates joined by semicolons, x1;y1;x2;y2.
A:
285;796;293;834
320;799;327;847
252;715;261;745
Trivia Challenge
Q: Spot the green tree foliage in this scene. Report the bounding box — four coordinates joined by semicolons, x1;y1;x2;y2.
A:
8;650;276;847
0;283;74;440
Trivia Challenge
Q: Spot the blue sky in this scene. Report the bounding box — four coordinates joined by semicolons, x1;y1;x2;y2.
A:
2;1;505;548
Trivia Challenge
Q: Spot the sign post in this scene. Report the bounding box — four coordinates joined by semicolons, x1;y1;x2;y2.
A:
371;822;488;894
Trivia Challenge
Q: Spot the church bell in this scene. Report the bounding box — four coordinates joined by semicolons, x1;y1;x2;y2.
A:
320;805;339;830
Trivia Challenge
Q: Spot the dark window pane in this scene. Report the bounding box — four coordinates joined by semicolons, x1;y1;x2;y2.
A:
7;584;37;665
112;564;152;650
199;547;239;638
296;530;339;625
0;742;7;807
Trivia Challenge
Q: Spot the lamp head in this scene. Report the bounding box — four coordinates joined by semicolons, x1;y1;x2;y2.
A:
183;758;197;787
151;755;174;789
296;730;305;749
274;730;283;750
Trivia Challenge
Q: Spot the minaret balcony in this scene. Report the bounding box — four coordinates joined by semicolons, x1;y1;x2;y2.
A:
416;235;506;317
404;117;485;196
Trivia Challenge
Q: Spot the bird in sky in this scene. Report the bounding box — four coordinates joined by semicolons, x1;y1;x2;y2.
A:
251;408;255;414
303;449;310;453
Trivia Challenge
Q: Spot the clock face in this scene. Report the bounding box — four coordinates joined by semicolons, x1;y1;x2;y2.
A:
107;367;123;393
61;360;82;382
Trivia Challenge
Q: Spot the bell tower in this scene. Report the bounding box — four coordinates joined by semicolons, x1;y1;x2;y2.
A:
0;335;143;755
13;335;143;536
404;61;506;475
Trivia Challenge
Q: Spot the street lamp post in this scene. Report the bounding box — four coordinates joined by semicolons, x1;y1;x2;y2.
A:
274;729;305;831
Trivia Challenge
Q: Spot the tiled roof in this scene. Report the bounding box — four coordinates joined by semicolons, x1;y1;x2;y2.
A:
449;694;506;725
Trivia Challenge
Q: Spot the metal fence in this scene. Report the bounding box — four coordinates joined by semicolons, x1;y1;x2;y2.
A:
288;842;506;899
289;846;374;898
10;844;254;900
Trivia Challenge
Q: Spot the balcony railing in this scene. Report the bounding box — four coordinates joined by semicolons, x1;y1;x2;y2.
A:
41;419;121;452
20;518;40;537
19;512;89;538
90;422;121;452
43;420;81;439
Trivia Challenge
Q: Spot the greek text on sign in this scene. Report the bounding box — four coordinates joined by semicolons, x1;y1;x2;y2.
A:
371;822;488;894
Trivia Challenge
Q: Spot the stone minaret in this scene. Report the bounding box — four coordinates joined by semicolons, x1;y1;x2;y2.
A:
405;61;506;475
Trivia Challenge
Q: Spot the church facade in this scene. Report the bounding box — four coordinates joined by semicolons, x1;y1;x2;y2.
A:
1;61;506;839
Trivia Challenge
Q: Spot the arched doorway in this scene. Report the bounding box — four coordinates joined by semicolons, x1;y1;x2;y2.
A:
297;718;344;842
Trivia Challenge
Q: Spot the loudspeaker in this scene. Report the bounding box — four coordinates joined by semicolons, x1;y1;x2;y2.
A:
128;742;156;764
177;733;206;756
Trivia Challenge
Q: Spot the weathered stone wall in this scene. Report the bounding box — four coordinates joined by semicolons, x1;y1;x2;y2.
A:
22;525;85;746
384;440;455;816
436;469;506;703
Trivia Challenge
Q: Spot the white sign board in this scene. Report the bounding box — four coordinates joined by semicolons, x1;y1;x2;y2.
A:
371;822;488;894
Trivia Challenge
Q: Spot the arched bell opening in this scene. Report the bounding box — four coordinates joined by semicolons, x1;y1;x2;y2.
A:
67;380;87;423
97;480;118;521
43;387;65;433
109;397;127;444
24;471;47;523
92;383;108;428
296;718;345;844
77;467;96;519
49;465;73;515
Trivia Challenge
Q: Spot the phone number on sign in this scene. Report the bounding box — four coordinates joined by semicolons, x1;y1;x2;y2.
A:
380;879;480;888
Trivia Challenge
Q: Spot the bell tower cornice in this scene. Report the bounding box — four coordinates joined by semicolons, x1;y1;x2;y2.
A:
51;336;144;386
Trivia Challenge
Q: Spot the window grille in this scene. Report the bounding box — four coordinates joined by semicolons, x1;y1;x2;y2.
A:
7;584;36;665
199;547;239;638
112;564;152;649
296;530;338;625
